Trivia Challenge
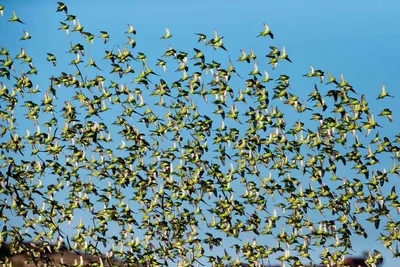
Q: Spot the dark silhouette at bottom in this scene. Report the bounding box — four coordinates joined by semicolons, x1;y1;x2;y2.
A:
0;241;144;266
0;242;383;267
225;255;384;267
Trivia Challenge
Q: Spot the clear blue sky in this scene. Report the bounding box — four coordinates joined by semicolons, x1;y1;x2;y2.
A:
1;0;400;266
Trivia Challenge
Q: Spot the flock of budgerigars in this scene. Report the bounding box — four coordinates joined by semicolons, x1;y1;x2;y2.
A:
0;1;398;267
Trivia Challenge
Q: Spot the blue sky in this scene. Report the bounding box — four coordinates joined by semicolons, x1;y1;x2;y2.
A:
1;0;400;266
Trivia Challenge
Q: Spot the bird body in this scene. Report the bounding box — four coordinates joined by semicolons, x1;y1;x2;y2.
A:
195;33;207;43
377;83;393;99
278;45;292;63
100;31;109;43
125;24;136;34
257;22;274;38
58;21;70;35
9;10;25;24
20;30;31;40
72;19;84;33
56;2;68;14
161;28;172;39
